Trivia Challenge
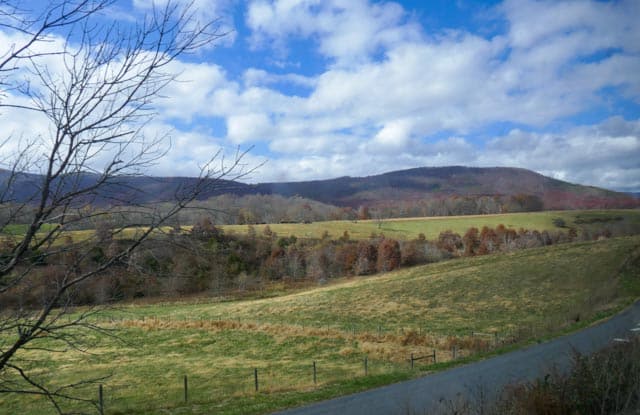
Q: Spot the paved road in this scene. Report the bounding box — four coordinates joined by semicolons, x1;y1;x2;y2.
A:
273;301;640;415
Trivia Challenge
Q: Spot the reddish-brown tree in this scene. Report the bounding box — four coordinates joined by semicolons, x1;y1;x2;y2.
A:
437;230;463;254
377;238;401;272
355;240;377;275
463;227;481;256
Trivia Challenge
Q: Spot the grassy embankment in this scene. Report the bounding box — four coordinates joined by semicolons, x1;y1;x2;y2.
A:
2;234;639;415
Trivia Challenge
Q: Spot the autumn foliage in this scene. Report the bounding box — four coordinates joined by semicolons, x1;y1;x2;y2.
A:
2;217;628;307
377;238;401;272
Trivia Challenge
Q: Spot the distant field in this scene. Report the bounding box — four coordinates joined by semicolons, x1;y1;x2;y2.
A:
221;209;640;240
0;225;174;246
0;223;59;235
3;210;638;244
3;235;639;414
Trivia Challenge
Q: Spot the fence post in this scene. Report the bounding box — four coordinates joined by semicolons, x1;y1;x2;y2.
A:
98;384;104;415
432;349;436;364
494;332;498;347
452;345;457;360
184;375;188;403
364;356;368;376
313;361;317;385
410;353;414;370
254;368;259;392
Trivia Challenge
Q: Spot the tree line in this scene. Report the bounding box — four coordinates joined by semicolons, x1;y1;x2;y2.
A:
0;193;548;230
1;217;626;308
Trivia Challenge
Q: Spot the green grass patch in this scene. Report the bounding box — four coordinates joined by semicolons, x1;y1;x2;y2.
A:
1;223;59;235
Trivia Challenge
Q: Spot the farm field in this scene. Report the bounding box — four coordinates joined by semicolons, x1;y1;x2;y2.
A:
221;209;640;241
3;209;639;244
2;235;640;415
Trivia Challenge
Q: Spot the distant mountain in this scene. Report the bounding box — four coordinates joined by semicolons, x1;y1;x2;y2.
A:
0;169;253;206
254;166;639;210
1;166;638;210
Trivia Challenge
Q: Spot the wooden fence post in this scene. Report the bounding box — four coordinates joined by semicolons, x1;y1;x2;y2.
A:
254;368;259;392
410;353;414;369
364;356;368;376
184;375;188;403
432;349;436;364
313;361;317;385
98;384;104;415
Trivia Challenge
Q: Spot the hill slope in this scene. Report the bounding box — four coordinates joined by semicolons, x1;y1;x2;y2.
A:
1;166;637;210
254;166;638;209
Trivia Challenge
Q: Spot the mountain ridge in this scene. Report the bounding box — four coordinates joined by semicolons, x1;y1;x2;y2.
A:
1;166;637;210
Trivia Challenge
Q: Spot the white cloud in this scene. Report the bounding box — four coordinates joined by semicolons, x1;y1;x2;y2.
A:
247;117;640;194
246;0;422;66
372;119;413;150
269;133;360;155
482;118;640;192
155;62;234;121
227;113;273;143
501;0;640;52
243;68;317;89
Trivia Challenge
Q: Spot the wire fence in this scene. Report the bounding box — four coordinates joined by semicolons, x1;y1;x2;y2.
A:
96;357;413;414
39;314;574;414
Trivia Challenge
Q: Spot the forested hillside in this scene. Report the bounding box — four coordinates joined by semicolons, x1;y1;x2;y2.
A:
2;167;637;225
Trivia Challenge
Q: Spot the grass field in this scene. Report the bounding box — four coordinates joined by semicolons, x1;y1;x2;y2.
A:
221;209;640;240
2;235;639;414
3;210;639;245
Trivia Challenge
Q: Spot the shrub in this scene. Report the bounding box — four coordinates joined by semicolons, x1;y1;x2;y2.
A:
496;338;640;414
354;240;377;275
437;230;463;254
377;238;401;272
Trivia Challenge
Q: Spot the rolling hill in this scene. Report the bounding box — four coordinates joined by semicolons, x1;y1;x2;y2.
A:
1;166;637;210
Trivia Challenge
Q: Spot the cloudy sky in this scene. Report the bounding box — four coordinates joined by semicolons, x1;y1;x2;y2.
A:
2;0;640;192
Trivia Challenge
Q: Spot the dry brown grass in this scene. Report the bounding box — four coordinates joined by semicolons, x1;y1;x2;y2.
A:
114;317;487;364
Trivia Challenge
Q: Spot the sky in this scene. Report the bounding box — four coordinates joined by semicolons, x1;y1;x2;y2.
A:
1;0;640;192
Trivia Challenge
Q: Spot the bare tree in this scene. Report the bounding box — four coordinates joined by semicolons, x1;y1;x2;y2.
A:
0;1;244;412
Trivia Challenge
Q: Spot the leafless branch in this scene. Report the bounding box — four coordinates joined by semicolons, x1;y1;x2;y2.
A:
0;1;236;412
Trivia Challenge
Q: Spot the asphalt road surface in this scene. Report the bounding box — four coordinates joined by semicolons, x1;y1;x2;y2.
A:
273;301;640;415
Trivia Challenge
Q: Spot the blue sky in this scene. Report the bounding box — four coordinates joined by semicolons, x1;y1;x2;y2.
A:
2;0;640;192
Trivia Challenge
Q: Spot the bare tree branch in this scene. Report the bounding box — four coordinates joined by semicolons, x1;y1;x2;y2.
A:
0;1;239;412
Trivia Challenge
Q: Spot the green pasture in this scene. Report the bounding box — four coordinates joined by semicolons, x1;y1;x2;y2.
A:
3;209;638;244
221;209;640;240
3;235;639;414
